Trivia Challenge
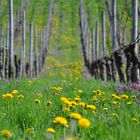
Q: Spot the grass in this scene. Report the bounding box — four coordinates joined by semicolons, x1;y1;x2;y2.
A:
0;0;140;140
0;46;140;139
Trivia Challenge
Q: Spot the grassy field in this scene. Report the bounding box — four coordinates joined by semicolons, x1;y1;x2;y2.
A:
0;46;140;140
0;0;140;140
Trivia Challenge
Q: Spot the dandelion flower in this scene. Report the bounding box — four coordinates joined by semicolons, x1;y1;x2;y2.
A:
47;101;52;106
1;130;12;138
103;108;108;111
86;105;96;110
35;99;41;104
47;128;55;133
26;128;34;133
17;94;25;99
2;93;13;99
70;112;82;120
78;118;91;128
11;90;18;95
53;116;68;127
121;94;129;99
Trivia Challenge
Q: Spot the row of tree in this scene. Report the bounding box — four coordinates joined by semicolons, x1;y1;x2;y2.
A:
79;0;140;83
0;0;54;79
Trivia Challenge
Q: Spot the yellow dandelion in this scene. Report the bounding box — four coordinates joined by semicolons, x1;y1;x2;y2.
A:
111;93;116;97
47;101;52;106
2;130;12;138
74;96;81;101
127;101;133;105
78;102;86;108
70;112;82;120
92;90;97;94
17;94;25;99
78;118;91;128
2;93;13;99
93;96;98;101
114;95;121;100
121;95;129;99
112;101;120;105
11;90;18;95
86;105;96;110
103;108;108;111
64;107;70;112
71;101;77;106
47;128;55;133
53;116;68;127
35;99;41;104
26;128;34;133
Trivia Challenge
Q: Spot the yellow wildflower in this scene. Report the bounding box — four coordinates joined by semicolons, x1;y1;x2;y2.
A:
17;94;25;99
74;96;81;101
2;93;13;99
47;101;52;106
112;101;120;105
127;101;133;105
93;96;98;101
47;128;55;133
78;102;86;108
103;108;108;111
53;116;68;127
64;107;70;112
78;118;91;128
111;93;116;97
35;99;41;104
92;90;97;94
86;105;96;110
114;95;121;100
1;130;12;138
70;112;82;120
121;95;129;99
26;128;34;133
11;90;18;95
71;101;77;106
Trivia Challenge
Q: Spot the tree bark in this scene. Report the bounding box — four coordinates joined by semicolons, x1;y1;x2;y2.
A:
9;0;14;78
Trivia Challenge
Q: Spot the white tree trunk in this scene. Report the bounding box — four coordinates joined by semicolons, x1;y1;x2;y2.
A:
9;0;14;78
95;21;99;60
29;22;33;78
101;11;107;57
21;10;26;77
112;0;117;51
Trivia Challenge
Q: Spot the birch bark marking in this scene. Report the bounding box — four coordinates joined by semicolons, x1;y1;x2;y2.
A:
112;0;117;51
5;24;9;78
9;0;14;78
39;29;43;72
45;0;54;54
21;10;26;77
29;23;33;78
34;26;39;77
91;29;95;63
101;11;107;57
95;21;99;60
131;0;139;82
